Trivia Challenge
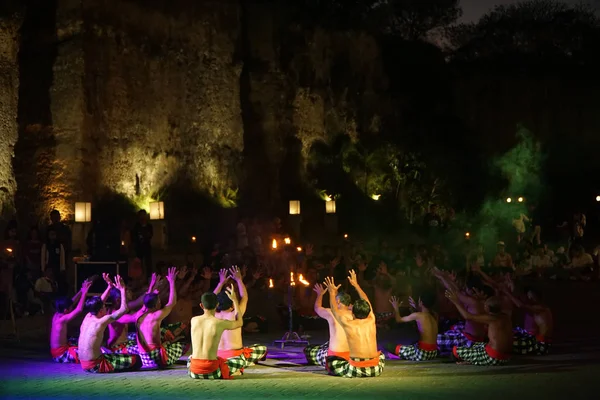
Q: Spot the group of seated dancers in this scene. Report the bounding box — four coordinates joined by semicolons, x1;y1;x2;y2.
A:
50;263;552;379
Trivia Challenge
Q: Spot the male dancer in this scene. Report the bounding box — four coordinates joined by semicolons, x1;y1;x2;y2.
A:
188;286;247;379
79;275;141;373
432;268;488;353
137;267;188;368
504;285;553;355
303;283;351;366
213;266;267;367
386;293;438;361
323;271;385;378
50;279;92;363
445;288;513;366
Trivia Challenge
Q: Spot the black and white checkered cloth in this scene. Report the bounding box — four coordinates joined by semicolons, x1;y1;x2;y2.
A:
51;347;79;363
326;352;385;378
140;342;186;368
187;356;247;380
453;343;510;366
437;329;478;354
83;353;141;373
240;344;268;365
513;327;551;355
397;343;438;361
304;342;329;367
103;339;140;355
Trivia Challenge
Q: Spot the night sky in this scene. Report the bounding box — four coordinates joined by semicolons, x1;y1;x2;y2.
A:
461;0;600;21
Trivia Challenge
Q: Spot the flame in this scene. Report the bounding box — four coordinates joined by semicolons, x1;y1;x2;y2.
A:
272;239;278;249
297;246;302;252
6;248;13;253
121;241;125;246
191;236;197;243
298;274;310;286
290;271;296;286
269;278;274;288
343;234;349;239
284;237;291;245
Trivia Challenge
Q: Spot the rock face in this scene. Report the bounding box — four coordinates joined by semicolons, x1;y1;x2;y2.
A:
0;8;20;217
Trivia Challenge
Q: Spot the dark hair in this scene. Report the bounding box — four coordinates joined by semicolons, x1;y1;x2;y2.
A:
55;296;73;313
486;297;502;314
85;296;104;315
216;291;233;312
144;293;160;309
352;299;371;319
201;292;218;310
138;209;147;215
336;292;352;306
419;292;436;309
27;226;40;241
525;287;542;301
50;210;60;216
107;288;121;306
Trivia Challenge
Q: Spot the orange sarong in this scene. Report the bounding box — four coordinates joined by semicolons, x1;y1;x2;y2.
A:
348;352;383;368
327;349;351;359
218;348;253;359
81;357;115;372
485;345;511;361
189;357;231;379
418;342;438;352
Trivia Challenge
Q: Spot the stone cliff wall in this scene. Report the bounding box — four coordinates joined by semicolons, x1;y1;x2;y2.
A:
0;11;20;217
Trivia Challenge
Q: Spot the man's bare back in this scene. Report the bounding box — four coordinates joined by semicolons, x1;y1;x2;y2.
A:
312;283;349;353
50;280;92;349
390;296;438;344
213;266;249;352
486;313;513;354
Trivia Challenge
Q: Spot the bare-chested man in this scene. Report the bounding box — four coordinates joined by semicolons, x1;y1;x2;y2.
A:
136;267;188;368
50;279;92;363
504;285;553;355
446;288;513;366
187;286;247;379
322;271;385;378
387;293;438;361
303;283;351;366
432;268;488;353
79;275;141;373
371;262;397;330
213;266;267;368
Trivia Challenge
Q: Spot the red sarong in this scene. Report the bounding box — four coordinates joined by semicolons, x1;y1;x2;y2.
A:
144;344;169;365
348;352;383;368
218;348;253;359
463;332;484;342
485;345;511;361
50;346;80;363
327;349;351;359
189;357;231;379
81;357;115;373
418;342;438;352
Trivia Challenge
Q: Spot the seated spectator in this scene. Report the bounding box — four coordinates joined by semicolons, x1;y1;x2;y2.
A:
567;245;593;281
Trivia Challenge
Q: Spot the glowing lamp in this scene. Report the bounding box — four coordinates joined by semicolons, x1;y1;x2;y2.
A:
325;200;337;214
596;196;600;202
6;248;13;254
191;236;197;243
518;197;524;203
269;278;274;288
289;200;301;215
272;239;278;250
121;241;125;246
465;232;471;239
371;194;381;201
74;202;92;223
297;246;302;252
149;201;165;220
343;233;349;239
298;274;309;286
284;237;291;245
506;198;512;203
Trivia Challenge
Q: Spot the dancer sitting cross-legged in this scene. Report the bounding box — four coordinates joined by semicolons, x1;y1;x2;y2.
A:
213;266;267;369
188;286;246;379
79;275;142;373
323;271;385;378
50;279;93;363
303;283;351;366
385;293;439;361
445;288;513;366
136;267;189;368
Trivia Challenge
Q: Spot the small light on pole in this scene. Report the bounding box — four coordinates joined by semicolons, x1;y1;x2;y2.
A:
289;200;301;215
518;197;524;203
74;202;92;223
149;201;165;220
506;198;512;203
596;195;600;202
344;233;349;239
465;232;471;239
191;236;197;243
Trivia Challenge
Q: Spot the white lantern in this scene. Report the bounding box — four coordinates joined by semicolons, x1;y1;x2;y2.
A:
149;201;165;220
74;202;92;222
289;200;301;215
325;200;336;214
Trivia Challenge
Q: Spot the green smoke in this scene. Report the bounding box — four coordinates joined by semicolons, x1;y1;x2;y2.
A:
474;124;545;248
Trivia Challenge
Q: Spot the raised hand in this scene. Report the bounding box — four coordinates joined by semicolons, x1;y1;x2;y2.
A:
230;265;243;282
408;296;417;311
201;267;212;280
252;268;263;280
82;279;93;293
330;257;340;269
389;296;402;310
166;267;178;283
218;268;229;284
306;244;314;257
225;284;238;303
102;273;113;287
189;267;198;279
347;269;359;287
378;261;388;275
313;283;327;296
323;276;341;292
114;275;125;291
445;289;459;304
178;265;189;279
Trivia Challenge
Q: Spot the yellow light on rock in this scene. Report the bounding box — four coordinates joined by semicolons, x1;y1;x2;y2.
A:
371;194;381;201
506;198;512;203
149;201;164;220
325;200;336;214
284;237;291;245
74;202;92;223
272;239;278;250
289;200;301;215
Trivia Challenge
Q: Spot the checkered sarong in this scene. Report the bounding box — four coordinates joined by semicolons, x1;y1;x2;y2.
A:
326;352;385;378
140;342;187;368
304;342;329;366
82;353;140;373
51;346;79;363
396;343;438;361
437;329;481;354
187;356;246;379
103;339;140;355
513;327;551;355
453;343;510;366
237;344;268;365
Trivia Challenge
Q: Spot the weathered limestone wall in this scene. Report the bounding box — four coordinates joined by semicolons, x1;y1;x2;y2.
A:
0;11;20;217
